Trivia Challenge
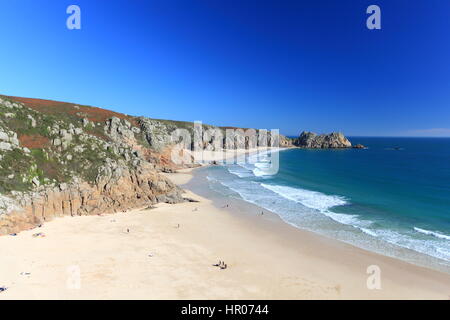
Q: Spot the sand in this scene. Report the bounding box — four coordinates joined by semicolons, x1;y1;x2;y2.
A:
175;146;280;166
0;167;449;299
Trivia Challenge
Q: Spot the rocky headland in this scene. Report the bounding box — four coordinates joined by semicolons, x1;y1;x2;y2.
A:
292;131;364;149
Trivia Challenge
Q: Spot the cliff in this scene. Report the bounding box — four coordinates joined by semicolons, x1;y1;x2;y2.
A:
0;162;182;234
0;95;291;235
0;96;186;235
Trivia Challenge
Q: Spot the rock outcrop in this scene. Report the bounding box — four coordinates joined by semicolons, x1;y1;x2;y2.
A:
138;118;180;151
0;94;296;235
293;131;352;148
0;96;185;235
137;119;293;152
0;127;20;151
0;161;182;235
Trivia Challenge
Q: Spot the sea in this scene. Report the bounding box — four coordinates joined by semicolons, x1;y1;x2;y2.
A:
202;138;450;273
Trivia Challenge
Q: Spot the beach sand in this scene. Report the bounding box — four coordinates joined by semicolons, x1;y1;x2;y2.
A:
0;167;449;299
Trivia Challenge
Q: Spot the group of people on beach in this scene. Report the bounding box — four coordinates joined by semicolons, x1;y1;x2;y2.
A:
213;261;228;270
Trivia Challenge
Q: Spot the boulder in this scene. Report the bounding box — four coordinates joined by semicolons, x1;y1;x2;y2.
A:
0;142;12;151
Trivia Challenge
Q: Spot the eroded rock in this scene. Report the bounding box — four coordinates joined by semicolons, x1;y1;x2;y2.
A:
293;131;352;148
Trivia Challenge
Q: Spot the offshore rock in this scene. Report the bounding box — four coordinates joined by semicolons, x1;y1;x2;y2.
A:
293;131;352;148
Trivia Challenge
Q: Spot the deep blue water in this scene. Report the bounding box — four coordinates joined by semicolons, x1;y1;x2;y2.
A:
205;138;450;270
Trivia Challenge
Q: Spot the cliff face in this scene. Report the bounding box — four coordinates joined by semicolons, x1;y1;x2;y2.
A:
0;162;182;235
137;119;293;151
293;131;352;148
0;95;294;235
0;96;185;235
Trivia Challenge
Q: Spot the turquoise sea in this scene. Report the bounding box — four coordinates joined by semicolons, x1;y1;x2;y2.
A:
204;138;450;272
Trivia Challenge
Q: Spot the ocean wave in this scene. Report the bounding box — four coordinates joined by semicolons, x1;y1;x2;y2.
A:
377;229;450;262
252;168;273;177
254;162;270;168
259;183;382;237
414;227;450;241
359;227;378;237
228;159;277;177
227;167;253;178
209;165;450;265
436;247;450;258
229;148;285;177
260;183;347;211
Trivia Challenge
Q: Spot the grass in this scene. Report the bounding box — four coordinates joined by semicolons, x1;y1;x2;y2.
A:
0;93;270;196
0;95;124;192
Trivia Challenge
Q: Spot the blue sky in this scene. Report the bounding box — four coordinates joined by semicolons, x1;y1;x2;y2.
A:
0;0;449;136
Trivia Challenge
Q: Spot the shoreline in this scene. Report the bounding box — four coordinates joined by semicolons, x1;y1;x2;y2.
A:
167;167;450;299
193;147;450;275
0;164;449;299
190;161;450;275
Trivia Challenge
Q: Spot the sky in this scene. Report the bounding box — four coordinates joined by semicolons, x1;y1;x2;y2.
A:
0;0;449;136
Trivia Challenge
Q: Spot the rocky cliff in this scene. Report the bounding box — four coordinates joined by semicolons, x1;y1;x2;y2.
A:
292;131;352;148
0;95;293;235
0;161;182;235
0;96;186;235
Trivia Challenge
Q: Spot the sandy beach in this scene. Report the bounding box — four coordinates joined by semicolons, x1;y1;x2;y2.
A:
0;166;449;299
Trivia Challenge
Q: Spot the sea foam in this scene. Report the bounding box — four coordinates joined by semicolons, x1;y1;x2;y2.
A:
414;227;450;241
260;183;347;211
207;147;450;267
